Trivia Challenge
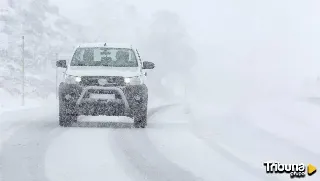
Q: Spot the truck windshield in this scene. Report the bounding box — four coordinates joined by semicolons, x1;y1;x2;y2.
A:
70;47;138;67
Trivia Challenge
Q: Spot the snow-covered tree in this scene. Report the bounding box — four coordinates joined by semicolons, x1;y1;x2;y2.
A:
2;0;88;72
137;11;197;98
0;0;89;101
144;11;196;75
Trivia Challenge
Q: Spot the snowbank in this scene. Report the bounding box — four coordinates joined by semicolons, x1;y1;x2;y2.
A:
0;91;56;115
243;99;320;154
0;94;57;156
188;91;320;155
0;56;56;113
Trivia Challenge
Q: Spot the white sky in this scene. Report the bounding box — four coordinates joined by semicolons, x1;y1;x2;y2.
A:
49;0;203;34
50;0;320;48
0;0;8;8
50;0;320;93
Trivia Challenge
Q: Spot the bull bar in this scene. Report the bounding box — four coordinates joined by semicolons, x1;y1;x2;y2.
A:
75;86;131;115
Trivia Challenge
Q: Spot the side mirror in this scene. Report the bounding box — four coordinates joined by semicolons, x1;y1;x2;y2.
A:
142;61;155;69
56;60;67;68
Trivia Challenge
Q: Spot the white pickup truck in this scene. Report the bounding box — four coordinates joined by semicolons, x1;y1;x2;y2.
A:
56;43;155;128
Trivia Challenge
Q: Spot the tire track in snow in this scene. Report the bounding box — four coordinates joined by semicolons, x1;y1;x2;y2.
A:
189;111;320;181
190;122;282;181
0;104;66;181
151;104;282;181
0;104;58;153
238;102;320;162
109;105;203;181
144;105;281;181
248;99;320;156
0;119;64;181
0;103;181;181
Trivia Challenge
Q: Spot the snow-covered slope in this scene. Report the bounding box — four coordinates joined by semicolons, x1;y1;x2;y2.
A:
0;57;56;111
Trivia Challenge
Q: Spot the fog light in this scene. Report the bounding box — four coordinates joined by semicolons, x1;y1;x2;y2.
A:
65;94;72;100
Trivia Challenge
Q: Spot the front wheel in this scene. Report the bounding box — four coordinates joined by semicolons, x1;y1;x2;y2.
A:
59;99;78;127
132;97;148;128
134;110;147;128
59;114;77;127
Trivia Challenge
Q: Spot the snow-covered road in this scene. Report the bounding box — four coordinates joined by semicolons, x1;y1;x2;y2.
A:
0;99;319;181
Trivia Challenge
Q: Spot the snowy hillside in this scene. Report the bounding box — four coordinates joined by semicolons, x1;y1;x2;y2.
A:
0;56;56;109
0;0;89;111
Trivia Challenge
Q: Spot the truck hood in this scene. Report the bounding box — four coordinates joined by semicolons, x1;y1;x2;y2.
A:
66;66;141;77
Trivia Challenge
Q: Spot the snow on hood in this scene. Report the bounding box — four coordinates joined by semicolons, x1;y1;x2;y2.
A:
66;66;141;77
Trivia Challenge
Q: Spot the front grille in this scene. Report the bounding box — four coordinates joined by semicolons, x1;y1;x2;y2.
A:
80;76;124;86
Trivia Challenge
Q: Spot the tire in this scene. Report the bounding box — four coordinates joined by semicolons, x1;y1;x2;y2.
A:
59;99;77;127
133;94;148;128
133;109;147;128
59;114;77;127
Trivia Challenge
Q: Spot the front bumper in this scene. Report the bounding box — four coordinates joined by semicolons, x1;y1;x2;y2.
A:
59;83;148;116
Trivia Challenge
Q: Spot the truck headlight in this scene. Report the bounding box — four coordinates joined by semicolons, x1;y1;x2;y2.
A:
124;76;142;85
65;75;81;84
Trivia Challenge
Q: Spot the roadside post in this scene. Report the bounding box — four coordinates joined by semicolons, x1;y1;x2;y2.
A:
21;35;25;106
56;53;58;99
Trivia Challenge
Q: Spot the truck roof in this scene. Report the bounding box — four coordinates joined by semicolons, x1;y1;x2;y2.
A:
77;43;133;49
